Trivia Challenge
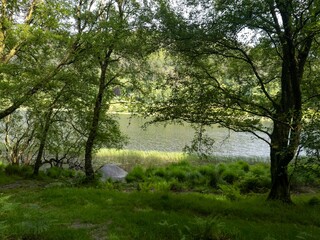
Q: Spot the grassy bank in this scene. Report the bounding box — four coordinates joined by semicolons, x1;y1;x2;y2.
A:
1;187;320;240
1;151;319;239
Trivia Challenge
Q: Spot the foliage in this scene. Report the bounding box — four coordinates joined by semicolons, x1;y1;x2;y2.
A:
125;166;146;183
0;111;38;165
124;160;272;194
301;110;320;162
4;164;33;178
147;0;320;202
183;125;216;160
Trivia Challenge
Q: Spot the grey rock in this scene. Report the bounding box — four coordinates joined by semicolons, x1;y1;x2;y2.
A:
98;164;128;182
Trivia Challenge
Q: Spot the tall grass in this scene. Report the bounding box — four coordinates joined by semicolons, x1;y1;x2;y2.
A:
94;149;197;170
94;148;269;171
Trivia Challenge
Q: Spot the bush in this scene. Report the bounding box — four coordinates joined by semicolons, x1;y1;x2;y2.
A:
5;164;22;176
153;168;166;178
289;160;320;188
169;179;186;192
168;168;187;182
308;197;320;206
236;161;250;172
198;165;216;176
221;170;239;184
219;185;241;201
237;173;270;194
126;166;146;183
250;163;269;176
46;167;63;179
217;163;227;175
207;171;219;188
5;164;33;177
20;165;34;178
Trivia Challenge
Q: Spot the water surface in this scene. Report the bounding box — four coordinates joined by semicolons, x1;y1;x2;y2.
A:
117;115;270;159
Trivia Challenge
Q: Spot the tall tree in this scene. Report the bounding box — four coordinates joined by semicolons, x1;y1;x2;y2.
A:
151;0;320;202
73;0;150;181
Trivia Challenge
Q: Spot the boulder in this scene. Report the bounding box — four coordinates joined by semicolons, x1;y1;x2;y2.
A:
98;164;128;182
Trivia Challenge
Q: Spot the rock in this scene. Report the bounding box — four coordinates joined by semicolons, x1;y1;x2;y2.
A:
98;164;128;182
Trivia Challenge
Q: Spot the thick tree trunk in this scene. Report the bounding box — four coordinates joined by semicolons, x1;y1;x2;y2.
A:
268;122;292;203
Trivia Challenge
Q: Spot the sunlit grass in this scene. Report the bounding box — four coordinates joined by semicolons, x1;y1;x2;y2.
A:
94;148;269;171
94;148;197;170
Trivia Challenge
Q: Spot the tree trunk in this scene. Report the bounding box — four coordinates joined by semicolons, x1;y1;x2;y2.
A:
33;108;53;176
84;72;105;180
268;120;294;203
84;52;112;181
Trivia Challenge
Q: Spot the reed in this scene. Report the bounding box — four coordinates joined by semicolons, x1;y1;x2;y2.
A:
94;148;269;171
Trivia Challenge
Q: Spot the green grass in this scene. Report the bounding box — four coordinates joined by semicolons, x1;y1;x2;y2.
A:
0;156;320;239
1;187;320;240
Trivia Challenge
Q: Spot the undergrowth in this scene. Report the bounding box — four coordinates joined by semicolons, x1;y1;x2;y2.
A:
0;155;320;239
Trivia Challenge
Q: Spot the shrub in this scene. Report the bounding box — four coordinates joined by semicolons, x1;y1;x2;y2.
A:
236;161;250;172
125;166;146;183
169;179;185;192
60;169;76;178
4;164;33;177
5;164;22;176
198;165;216;176
250;163;269;176
308;197;320;206
237;173;270;194
207;172;219;188
168;168;187;182
217;163;226;175
20;165;34;178
221;170;239;184
219;185;241;201
153;168;166;178
46;167;64;179
289;160;320;188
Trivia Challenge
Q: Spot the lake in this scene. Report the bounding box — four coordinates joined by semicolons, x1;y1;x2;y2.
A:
117;115;271;159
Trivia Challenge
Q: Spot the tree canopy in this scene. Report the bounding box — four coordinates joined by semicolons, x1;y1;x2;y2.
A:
145;0;320;202
0;0;319;202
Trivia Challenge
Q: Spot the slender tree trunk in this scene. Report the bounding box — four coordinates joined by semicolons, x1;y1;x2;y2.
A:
33;108;53;176
84;53;111;181
84;71;105;180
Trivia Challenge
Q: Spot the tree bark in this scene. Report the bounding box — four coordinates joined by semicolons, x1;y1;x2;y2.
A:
266;3;307;201
33;108;53;176
268;120;294;203
84;51;112;181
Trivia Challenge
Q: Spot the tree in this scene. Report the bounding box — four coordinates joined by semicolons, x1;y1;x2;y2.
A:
0;0;78;120
150;0;320;202
73;0;152;181
0;110;37;165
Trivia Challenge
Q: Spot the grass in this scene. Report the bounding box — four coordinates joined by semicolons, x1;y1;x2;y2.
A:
1;151;319;239
0;187;320;240
94;148;268;171
94;149;198;171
